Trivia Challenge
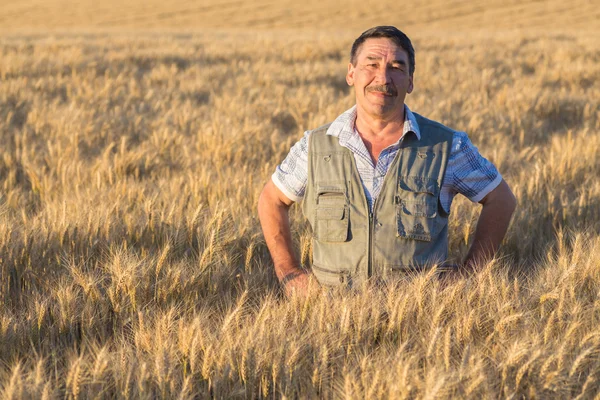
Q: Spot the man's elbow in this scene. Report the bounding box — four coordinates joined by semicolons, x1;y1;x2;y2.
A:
507;189;517;215
501;181;517;215
498;184;517;221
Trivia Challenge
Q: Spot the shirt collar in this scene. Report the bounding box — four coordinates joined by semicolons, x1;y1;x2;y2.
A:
326;104;421;144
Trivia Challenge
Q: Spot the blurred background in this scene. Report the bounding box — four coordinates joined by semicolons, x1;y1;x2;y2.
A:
1;0;598;33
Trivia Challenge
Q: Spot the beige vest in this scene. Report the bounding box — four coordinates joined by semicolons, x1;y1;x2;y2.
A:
301;113;453;287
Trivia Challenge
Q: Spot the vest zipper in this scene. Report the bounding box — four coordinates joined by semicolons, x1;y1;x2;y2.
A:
368;178;387;280
368;210;374;278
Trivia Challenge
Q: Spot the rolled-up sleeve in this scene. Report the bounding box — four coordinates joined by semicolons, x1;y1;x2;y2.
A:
271;131;310;203
446;131;502;205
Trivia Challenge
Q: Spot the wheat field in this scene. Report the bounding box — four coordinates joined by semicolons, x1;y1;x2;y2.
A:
0;0;600;398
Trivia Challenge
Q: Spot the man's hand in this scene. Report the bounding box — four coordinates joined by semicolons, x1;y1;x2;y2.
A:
281;270;312;297
463;179;517;272
258;179;314;296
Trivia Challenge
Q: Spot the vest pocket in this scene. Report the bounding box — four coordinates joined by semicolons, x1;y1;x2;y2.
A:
314;192;349;242
396;177;440;242
312;264;351;286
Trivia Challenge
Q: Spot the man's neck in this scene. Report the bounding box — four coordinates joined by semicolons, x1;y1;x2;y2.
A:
354;106;406;140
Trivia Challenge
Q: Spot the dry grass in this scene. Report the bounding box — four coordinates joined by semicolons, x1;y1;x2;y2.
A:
1;2;600;398
1;0;599;32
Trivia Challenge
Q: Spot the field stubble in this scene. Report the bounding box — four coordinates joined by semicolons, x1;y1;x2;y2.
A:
0;29;599;398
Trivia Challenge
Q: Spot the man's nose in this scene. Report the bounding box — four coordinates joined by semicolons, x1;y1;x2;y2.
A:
374;65;392;83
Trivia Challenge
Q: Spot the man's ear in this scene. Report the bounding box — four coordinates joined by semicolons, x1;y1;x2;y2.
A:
407;75;414;94
346;63;355;86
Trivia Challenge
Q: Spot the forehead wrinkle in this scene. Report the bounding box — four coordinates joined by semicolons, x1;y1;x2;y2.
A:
361;44;407;61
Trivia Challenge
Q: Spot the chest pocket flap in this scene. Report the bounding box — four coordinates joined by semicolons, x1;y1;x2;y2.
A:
315;190;349;242
316;206;346;220
397;176;440;241
398;176;439;196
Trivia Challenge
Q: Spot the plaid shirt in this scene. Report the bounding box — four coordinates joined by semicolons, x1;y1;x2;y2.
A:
272;105;501;213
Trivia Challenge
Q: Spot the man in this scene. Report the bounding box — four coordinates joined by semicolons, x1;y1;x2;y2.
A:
258;26;516;296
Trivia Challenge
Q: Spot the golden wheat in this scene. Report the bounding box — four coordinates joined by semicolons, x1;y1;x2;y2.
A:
0;3;599;398
0;0;598;32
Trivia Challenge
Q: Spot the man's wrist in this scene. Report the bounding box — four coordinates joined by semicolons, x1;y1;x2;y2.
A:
280;270;307;286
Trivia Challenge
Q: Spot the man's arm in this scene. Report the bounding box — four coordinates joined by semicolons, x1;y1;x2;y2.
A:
258;179;311;295
463;178;517;271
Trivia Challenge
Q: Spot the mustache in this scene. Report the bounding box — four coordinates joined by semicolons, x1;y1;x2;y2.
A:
366;84;397;96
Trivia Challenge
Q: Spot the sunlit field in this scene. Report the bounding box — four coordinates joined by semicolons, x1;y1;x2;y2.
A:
1;1;600;398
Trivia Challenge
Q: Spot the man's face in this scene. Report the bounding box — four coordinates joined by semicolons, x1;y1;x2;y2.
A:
346;37;414;120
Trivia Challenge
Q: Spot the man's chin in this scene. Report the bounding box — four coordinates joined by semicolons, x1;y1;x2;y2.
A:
364;103;403;118
367;95;399;109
